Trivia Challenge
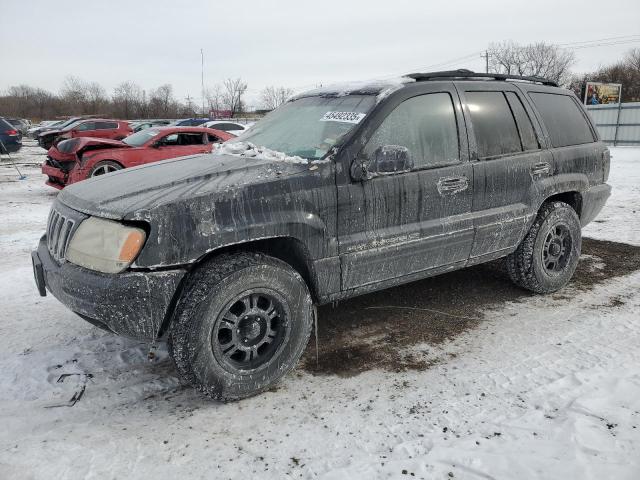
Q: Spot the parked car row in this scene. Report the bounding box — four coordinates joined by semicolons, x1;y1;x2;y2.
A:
37;119;132;149
42;126;234;189
0;117;23;153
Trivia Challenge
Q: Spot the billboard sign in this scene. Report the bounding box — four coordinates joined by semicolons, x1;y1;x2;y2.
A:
209;109;233;118
584;82;622;105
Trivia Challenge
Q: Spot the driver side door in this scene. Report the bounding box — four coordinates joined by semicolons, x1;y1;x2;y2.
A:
338;87;474;290
142;133;209;165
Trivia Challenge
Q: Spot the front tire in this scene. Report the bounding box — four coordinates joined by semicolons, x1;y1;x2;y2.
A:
89;160;122;177
169;252;313;401
506;201;582;294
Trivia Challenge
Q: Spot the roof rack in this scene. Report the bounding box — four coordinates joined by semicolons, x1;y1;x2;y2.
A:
406;69;558;87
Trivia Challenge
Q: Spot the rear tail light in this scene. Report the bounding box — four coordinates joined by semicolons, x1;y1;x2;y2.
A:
5;129;18;136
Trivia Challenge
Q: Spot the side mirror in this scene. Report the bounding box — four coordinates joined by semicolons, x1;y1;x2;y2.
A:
151;141;162;148
352;145;413;180
373;145;413;174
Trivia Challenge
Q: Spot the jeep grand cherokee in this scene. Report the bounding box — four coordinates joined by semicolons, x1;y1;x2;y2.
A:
32;69;611;401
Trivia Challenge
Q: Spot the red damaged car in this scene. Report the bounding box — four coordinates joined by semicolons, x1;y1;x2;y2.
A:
42;126;234;189
38;119;132;150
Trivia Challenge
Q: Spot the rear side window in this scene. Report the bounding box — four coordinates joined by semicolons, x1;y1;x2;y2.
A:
213;123;243;131
177;133;205;145
363;93;459;169
504;92;539;151
0;118;14;130
208;134;222;142
529;93;594;147
76;122;96;131
95;121;118;130
466;91;521;158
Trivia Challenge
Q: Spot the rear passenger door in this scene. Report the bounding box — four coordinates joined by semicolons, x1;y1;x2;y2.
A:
525;91;604;192
94;121;120;139
339;86;475;290
457;83;553;262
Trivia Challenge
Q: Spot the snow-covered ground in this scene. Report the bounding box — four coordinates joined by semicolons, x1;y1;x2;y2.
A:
0;142;639;479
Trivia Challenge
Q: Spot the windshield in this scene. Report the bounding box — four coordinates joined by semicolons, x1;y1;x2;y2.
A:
123;128;161;146
234;95;375;160
61;120;84;132
57;118;80;130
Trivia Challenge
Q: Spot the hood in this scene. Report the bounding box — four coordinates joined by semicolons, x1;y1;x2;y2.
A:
58;152;315;220
53;137;128;157
40;129;62;138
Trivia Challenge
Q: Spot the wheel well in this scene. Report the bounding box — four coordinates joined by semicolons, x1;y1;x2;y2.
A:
544;192;582;218
158;237;318;339
196;237;318;300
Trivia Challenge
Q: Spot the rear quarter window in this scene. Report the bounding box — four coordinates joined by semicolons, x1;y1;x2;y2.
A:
529;92;595;147
95;121;119;130
465;91;522;158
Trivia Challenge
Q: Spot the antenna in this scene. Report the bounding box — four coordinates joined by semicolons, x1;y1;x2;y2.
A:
201;48;205;118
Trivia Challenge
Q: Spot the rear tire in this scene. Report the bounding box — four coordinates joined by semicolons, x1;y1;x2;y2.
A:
506;201;582;294
169;252;313;401
89;160;122;177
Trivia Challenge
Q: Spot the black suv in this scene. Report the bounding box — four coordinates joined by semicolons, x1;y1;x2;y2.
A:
32;70;611;401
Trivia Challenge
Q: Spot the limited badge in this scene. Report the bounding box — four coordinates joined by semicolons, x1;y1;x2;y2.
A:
320;112;367;124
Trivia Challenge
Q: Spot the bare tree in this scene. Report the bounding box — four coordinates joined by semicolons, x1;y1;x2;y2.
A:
205;84;224;116
260;86;294;110
488;41;576;85
112;81;144;119
625;48;640;71
86;81;107;114
149;84;177;117
60;75;90;114
222;78;248;116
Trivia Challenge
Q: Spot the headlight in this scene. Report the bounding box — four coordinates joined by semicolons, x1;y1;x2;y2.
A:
66;217;146;273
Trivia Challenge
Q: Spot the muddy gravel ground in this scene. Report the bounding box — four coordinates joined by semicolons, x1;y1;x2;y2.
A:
303;238;640;376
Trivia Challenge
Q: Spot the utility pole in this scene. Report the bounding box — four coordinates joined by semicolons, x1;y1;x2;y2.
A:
201;48;205;118
185;94;194;115
481;50;489;73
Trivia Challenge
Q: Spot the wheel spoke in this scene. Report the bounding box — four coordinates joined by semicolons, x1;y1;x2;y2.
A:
222;312;238;325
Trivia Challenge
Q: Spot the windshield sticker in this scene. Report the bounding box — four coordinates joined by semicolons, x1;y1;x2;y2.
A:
320;112;366;124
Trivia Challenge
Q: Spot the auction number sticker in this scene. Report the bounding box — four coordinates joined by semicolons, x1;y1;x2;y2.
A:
320;112;367;124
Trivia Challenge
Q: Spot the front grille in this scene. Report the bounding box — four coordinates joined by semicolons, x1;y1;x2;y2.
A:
46;208;75;262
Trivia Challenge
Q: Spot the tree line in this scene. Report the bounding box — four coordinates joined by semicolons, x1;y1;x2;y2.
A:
0;76;296;121
488;43;639;102
2;45;638;120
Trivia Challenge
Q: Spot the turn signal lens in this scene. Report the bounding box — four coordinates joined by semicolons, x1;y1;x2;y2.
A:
119;230;145;262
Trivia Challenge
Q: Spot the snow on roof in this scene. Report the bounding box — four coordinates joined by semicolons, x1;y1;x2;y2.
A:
291;76;415;102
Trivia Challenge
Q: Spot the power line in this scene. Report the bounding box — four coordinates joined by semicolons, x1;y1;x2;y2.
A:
557;34;640;47
563;38;640;50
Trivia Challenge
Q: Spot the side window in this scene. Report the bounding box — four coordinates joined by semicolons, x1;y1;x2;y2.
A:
215;123;243;131
95;121;118;130
465;91;521;158
160;133;179;146
363;93;459;169
208;134;221;142
504;92;539;151
529;93;595;147
76;122;95;131
177;133;206;145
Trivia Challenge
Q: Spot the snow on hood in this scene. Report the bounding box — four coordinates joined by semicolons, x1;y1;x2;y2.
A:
214;141;313;164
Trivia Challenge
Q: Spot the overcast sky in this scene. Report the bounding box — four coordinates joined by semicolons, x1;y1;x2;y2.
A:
1;0;639;108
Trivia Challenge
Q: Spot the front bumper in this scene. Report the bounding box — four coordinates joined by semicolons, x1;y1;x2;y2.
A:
42;162;67;189
33;236;186;341
581;183;612;227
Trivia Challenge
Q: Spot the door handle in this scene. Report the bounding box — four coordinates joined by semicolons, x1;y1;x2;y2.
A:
437;176;469;195
530;162;551;176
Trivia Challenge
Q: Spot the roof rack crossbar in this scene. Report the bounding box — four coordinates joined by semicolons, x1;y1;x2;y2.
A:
406;69;558;87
